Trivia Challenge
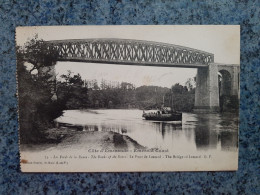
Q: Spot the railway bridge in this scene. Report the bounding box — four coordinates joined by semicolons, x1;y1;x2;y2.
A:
24;38;239;112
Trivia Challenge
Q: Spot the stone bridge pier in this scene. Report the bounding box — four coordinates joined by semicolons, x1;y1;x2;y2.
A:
194;63;239;113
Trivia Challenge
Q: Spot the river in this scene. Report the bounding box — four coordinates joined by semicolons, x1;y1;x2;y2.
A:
55;109;238;153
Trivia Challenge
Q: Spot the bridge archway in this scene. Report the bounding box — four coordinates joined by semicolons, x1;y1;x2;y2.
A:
219;69;232;96
217;66;239;112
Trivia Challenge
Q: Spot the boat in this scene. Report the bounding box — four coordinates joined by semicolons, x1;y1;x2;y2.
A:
142;91;182;121
142;107;182;121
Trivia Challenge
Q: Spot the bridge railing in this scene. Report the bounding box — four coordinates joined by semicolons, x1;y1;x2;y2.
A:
43;39;214;67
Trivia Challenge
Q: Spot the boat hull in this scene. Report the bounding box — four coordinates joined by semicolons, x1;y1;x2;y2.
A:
143;113;182;121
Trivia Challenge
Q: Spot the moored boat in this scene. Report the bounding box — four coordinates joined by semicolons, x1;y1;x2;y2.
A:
142;107;182;121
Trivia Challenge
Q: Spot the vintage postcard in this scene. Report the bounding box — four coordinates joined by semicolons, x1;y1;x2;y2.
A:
16;25;240;172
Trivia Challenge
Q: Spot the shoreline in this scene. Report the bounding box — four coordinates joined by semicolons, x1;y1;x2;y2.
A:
20;127;145;152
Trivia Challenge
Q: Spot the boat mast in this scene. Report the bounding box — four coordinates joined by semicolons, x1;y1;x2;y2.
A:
171;91;174;112
162;95;165;107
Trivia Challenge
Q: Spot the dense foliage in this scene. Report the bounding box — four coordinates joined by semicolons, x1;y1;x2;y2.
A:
56;72;196;112
17;37;64;144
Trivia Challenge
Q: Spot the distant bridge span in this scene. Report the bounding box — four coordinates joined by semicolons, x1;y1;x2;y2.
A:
44;39;214;68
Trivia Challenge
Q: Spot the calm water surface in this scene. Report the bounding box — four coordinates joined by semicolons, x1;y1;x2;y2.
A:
55;109;238;153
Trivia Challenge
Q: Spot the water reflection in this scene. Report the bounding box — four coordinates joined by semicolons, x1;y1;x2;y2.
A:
193;114;238;151
194;123;218;150
55;109;238;152
220;131;238;151
153;122;182;139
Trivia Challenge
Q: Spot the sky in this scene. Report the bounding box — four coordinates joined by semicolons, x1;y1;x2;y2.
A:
55;62;197;88
16;25;240;88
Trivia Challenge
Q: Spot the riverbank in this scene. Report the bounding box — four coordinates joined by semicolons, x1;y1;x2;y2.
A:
20;127;145;152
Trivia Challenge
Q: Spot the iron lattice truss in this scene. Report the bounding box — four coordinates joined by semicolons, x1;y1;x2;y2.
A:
44;39;214;67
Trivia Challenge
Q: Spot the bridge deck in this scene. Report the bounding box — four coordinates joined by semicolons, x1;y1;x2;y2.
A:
41;38;214;68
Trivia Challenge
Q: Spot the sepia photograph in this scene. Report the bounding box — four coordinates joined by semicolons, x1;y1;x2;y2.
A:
16;25;240;172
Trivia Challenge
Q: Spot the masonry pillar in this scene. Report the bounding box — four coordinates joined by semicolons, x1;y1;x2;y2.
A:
194;64;219;113
230;66;239;98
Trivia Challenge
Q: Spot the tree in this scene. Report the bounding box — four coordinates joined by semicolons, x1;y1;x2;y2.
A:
185;77;196;91
163;83;195;112
17;34;59;75
17;35;63;144
57;71;88;109
171;83;188;94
